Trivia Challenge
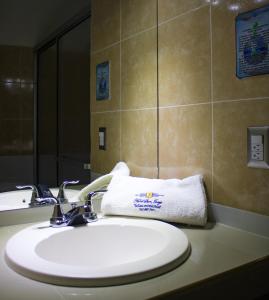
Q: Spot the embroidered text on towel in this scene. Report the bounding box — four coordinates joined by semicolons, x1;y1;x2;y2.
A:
133;192;164;212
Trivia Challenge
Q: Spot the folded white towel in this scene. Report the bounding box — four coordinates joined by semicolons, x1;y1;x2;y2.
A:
110;161;130;176
101;174;207;226
69;161;130;203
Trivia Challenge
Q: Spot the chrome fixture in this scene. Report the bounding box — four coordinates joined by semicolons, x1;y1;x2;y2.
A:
57;180;79;203
16;185;56;207
50;189;107;228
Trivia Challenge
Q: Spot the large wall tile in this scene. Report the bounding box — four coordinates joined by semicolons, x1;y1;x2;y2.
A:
0;45;34;159
91;0;120;52
121;0;157;39
158;0;206;23
22;120;33;154
0;46;21;82
121;29;157;109
0;83;21;119
0;120;22;155
91;112;120;174
213;99;269;215
20;47;34;83
212;0;269;101
21;83;34;119
91;44;120;112
159;104;212;199
159;6;211;106
121;110;157;178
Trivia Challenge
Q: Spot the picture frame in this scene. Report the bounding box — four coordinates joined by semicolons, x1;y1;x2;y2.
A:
235;5;269;79
96;61;110;100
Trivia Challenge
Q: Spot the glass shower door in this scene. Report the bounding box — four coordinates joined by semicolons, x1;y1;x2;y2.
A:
36;17;90;187
58;18;90;184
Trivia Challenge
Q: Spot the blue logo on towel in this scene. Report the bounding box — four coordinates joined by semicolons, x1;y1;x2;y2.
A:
133;192;164;212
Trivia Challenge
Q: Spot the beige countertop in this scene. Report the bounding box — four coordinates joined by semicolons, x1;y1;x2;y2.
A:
0;220;269;300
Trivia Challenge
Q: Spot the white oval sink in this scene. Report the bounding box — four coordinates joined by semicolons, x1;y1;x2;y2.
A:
5;217;190;286
0;189;79;211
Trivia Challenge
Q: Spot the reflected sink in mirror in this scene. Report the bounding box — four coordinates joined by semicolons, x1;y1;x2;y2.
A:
0;189;79;211
5;217;190;286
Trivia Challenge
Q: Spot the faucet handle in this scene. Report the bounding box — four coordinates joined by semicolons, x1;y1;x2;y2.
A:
86;189;107;205
50;201;66;227
57;180;79;203
83;190;107;222
16;185;40;205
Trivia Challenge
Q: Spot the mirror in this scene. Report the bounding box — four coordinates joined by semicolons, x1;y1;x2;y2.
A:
0;0;158;211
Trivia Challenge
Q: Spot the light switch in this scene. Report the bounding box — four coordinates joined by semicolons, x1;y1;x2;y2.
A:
99;127;106;150
247;126;269;169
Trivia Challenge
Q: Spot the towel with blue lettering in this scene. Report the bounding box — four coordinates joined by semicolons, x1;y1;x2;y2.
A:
101;174;207;226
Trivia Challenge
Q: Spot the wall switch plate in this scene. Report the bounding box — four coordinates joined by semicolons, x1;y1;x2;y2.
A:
247;126;269;169
99;127;106;150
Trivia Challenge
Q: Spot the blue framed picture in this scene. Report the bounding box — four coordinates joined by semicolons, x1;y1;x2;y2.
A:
236;5;269;79
96;61;110;100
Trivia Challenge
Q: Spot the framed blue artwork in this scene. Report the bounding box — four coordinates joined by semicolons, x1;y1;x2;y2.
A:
236;5;269;79
96;61;110;100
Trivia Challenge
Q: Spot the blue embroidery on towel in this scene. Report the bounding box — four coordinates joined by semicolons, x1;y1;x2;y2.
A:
133;192;164;212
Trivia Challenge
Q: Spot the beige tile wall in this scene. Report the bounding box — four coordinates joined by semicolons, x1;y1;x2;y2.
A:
212;0;269;215
91;0;269;216
158;0;269;216
90;0;158;177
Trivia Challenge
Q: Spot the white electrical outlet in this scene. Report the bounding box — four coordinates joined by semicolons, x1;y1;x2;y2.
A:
251;151;264;161
247;126;269;169
250;134;264;161
251;144;263;152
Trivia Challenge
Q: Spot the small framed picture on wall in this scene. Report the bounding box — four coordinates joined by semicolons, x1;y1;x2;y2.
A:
96;61;110;100
235;5;269;79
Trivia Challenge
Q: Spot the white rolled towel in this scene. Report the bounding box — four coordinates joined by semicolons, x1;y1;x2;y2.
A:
101;174;207;226
69;161;130;203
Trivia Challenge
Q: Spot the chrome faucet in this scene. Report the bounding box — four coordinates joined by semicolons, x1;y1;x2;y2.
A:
16;184;56;207
50;189;107;227
57;180;79;203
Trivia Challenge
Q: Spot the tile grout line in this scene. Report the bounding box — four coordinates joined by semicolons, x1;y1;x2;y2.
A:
119;0;122;161
91;110;120;114
91;25;157;56
121;25;157;43
213;97;269;104
158;3;208;27
210;3;214;202
159;101;212;109
91;41;121;56
91;107;157;114
157;0;160;179
91;94;269;115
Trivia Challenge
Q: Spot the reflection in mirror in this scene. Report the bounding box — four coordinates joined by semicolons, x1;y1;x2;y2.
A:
0;0;158;212
0;0;91;211
0;187;79;211
37;18;91;187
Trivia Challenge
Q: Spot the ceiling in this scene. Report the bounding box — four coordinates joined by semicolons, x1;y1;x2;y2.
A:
0;0;91;47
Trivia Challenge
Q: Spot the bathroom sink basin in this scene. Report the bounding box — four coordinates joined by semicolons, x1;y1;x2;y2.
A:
5;217;190;286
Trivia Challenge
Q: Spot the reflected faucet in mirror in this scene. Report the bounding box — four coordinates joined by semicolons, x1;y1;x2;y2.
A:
16;180;80;208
